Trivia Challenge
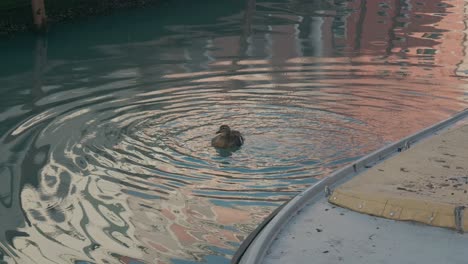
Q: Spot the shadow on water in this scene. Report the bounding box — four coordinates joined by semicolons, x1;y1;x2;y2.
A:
0;0;467;263
215;147;242;158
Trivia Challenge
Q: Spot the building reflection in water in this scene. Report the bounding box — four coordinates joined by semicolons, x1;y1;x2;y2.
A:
0;0;467;263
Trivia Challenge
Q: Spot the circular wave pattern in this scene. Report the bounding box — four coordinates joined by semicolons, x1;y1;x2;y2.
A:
2;56;463;264
3;61;384;263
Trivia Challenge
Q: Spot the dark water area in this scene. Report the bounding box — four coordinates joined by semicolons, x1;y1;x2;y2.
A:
0;0;467;263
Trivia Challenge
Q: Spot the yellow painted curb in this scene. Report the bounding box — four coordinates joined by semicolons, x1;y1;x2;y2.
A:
329;124;468;231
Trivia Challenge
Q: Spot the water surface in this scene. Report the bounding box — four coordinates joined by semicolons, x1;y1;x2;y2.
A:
0;0;467;263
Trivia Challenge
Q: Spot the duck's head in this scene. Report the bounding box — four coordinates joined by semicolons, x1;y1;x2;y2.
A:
216;125;231;135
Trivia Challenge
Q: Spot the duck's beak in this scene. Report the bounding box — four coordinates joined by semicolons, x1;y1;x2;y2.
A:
216;129;221;134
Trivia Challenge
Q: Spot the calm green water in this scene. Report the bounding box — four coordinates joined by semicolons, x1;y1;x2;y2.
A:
0;0;467;263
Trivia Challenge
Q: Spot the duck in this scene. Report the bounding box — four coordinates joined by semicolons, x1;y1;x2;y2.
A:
211;125;244;148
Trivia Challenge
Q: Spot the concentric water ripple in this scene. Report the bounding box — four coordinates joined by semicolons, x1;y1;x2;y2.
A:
1;0;468;263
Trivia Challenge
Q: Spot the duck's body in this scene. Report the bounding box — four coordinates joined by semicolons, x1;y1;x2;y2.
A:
211;125;244;148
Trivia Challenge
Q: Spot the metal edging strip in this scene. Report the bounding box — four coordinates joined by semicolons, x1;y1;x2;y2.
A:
233;108;468;264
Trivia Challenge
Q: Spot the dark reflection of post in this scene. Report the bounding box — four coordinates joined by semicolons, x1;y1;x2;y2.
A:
32;36;47;107
226;0;255;83
0;167;13;209
239;0;256;58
